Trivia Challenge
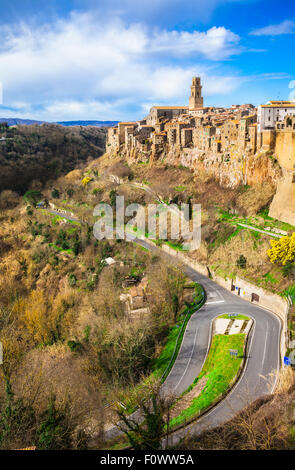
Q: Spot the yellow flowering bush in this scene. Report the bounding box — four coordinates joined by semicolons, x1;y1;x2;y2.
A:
267;233;295;265
82;176;92;186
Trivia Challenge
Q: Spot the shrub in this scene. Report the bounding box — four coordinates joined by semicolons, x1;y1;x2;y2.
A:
66;188;74;198
267;234;295;266
67;340;83;353
92;187;102;195
82;177;91;186
68;273;77;287
236;255;247;269
51;188;60;199
24;190;43;206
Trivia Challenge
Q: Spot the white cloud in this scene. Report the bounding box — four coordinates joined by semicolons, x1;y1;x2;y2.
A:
250;20;295;36
148;27;240;59
0;12;244;120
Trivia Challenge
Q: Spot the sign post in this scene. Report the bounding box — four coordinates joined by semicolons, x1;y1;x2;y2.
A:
229;349;238;359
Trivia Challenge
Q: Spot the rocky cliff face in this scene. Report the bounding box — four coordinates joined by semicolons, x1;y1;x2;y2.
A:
114;143;281;190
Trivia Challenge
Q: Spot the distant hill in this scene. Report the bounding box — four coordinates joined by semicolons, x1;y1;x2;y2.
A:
0;123;107;193
57;120;119;127
0;118;118;127
0;118;46;126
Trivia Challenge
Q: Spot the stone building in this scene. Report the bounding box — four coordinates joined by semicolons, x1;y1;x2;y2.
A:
106;76;260;167
257;100;295;134
147;106;189;126
189;77;204;110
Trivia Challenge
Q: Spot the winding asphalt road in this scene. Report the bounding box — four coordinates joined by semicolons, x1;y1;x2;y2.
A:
41;208;282;445
132;236;282;446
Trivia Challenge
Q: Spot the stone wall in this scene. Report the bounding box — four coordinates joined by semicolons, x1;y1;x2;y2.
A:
275;130;295;170
269;170;295;225
268;130;295;225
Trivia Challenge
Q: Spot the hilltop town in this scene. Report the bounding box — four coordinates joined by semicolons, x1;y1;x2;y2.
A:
107;77;295;225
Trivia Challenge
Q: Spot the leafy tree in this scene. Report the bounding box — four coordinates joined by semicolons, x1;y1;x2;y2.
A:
236;254;247;269
51;188;60;199
116;385;173;450
37;395;72;450
72;239;81;256
0;378;36;449
166;266;186;322
23;190;43;206
109;189;118;207
282;262;295;279
66;187;74;198
67;340;83;353
68;273;77;287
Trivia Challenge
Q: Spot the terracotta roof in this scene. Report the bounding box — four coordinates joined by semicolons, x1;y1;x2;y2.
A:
269;100;294;104
260;104;295;108
152;106;189;110
119;122;137;125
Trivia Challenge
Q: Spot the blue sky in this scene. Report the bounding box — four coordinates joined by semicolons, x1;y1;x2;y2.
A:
0;0;294;121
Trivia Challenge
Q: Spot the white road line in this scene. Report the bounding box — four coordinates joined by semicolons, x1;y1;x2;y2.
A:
173;327;199;393
261;321;269;368
205;300;225;305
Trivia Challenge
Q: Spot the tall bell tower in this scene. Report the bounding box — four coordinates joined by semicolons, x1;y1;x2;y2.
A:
189;77;203;110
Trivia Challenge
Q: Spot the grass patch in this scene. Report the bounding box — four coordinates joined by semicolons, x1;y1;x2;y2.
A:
48;243;74;255
169;333;245;429
164;241;185;251
219;314;250;321
174;185;187;192
258;208;295;232
262;272;279;285
39;209;81;226
218;207;295;234
282;284;295;304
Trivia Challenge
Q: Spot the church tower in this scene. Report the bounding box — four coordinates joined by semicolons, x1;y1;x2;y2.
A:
189;77;203;110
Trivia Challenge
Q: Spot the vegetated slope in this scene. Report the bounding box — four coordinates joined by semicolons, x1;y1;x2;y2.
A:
0;147;293;449
175;367;295;450
0;158;193;448
0;122;107;193
96;154;294;297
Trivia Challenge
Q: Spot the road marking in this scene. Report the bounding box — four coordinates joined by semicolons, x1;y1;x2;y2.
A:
205;300;225;305
173;327;199;393
261;321;269;368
